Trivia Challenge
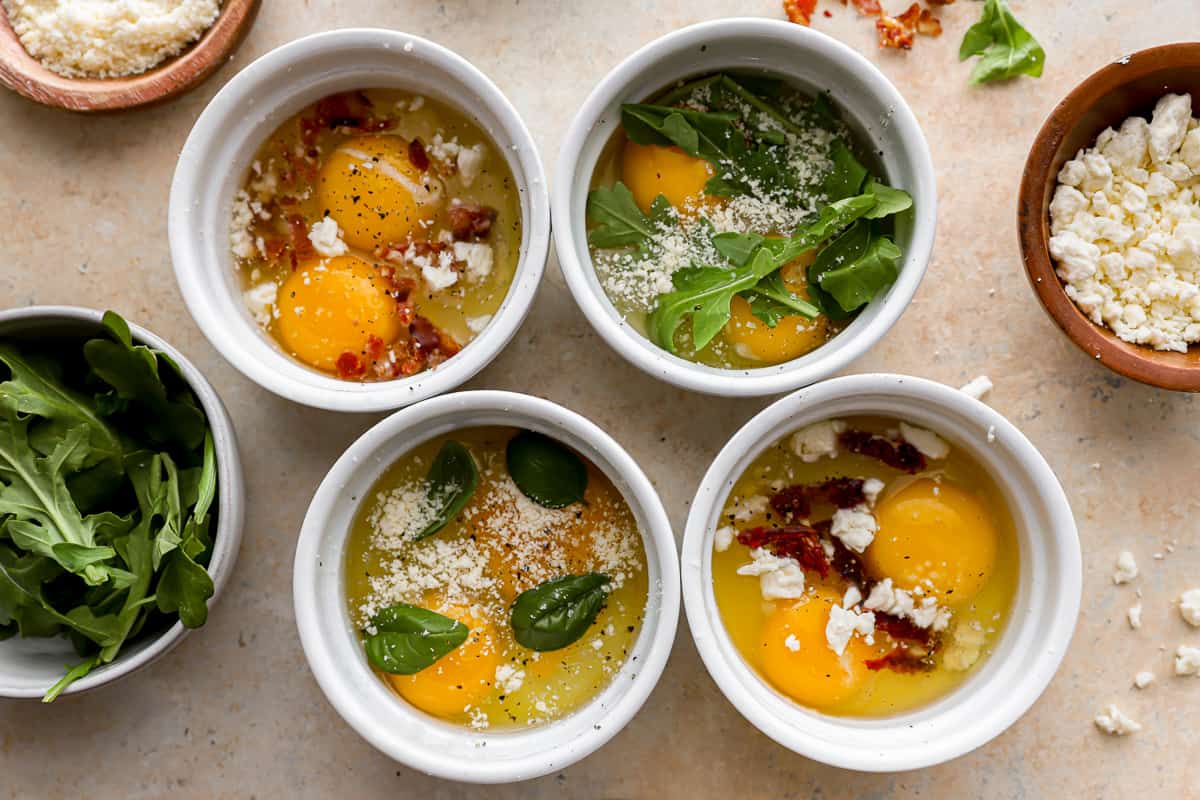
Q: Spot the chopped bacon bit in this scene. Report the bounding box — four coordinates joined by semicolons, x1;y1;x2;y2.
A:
737;526;830;578
916;8;943;36
925;0;954;4
874;613;937;646
287;214;315;261
448;202;498;241
850;0;882;15
336;351;366;379
895;2;921;29
839;430;925;473
301;92;396;148
396;300;415;326
364;334;386;361
876;14;915;49
769;477;867;520
865;647;936;673
782;0;818;25
262;237;288;260
408;138;430;171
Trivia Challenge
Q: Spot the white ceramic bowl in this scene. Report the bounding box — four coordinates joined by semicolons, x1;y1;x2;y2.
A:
681;373;1080;771
293;390;680;783
170;28;550;412
0;306;245;699
553;18;936;397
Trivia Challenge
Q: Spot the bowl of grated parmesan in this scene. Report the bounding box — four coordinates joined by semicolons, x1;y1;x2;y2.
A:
293;390;680;783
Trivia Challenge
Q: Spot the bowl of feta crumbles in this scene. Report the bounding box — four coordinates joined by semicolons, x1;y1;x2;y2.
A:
1019;43;1200;391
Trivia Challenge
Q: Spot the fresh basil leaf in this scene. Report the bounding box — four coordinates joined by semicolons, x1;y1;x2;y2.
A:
864;178;913;219
415;440;478;540
363;603;469;674
586;182;655;248
821;140;868;202
506;431;587;509
510;573;612;652
959;0;1045;85
712;232;765;267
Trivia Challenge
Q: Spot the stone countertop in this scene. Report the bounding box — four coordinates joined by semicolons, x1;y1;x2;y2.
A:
1;1;1197;797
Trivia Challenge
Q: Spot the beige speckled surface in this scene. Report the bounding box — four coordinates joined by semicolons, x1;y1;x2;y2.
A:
1;1;1199;797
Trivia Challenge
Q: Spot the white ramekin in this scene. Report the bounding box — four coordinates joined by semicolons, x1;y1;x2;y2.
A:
0;306;245;699
293;390;680;783
170;29;550;412
553;19;936;397
681;373;1080;771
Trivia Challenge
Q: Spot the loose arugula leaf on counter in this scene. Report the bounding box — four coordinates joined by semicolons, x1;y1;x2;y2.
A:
506;431;588;509
363;603;469;674
414;440;478;540
510;573;612;652
959;0;1045;85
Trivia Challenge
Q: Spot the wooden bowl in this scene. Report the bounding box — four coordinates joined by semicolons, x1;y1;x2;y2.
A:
1018;43;1200;391
0;0;259;112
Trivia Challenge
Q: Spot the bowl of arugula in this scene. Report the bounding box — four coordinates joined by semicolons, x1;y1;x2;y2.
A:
0;306;244;701
553;18;935;396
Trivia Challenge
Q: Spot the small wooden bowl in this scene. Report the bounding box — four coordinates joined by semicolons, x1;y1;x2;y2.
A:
1018;43;1200;391
0;0;259;112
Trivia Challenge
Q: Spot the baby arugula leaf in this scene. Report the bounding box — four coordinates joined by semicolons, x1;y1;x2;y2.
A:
154;542;213;629
864;178;914;219
808;221;903;315
959;0;1045;85
586;183;655;248
363;603;469;674
414;440;478;540
741;271;820;327
821;141;868;202
712;232;765;267
510;573;611;652
621;104;742;165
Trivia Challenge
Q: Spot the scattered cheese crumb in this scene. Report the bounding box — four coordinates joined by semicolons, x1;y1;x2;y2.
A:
861;478;885;507
457;144;486;187
736;548;806;600
713;525;735;553
959;375;994;400
453;241;494;282
243;282;277;327
789;420;846;463
824;603;876;656
784;633;801;652
842;585;862;609
466;314;492;334
829;506;877;553
943;620;986;671
1127;602;1143;630
1133;670;1155;689
1179;588;1200;626
308;216;348;257
1094;703;1141;735
1113;550;1139;584
898;422;950;459
1175;644;1200;676
864;578;950;631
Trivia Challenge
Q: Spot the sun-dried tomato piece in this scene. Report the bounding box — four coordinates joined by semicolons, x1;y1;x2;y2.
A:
874;613;936;646
865;647;936;673
876;13;915;49
336;351;366;379
408;138;430;171
782;0;818;25
839;430;925;473
821;527;868;585
448;202;498;241
737;526;830;577
916;8;943;36
769;477;867;520
895;2;921;28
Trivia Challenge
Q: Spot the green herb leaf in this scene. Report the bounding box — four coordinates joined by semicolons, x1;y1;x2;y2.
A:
810;221;903;315
510;573;612;652
959;0;1045;85
712;232;765;267
415;440;478;540
621;104;742;164
154;543;213;628
863;178;913;219
362;603;469;674
741;271;820;328
821;141;868;202
586;182;655;248
506;431;587;509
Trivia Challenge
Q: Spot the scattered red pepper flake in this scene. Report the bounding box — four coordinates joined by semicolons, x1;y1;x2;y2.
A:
876;13;915;49
782;0;818;25
839;429;925;473
736;525;831;578
823;9;832;17
408;138;430;171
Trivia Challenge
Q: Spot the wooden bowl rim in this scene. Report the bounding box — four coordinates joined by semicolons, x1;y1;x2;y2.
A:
1017;42;1200;392
0;0;259;112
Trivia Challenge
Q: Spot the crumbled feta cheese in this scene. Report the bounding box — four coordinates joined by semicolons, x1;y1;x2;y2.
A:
243;282;278;327
308;216;348;257
943;620;986;671
713;526;736;553
1113;550;1139;584
864;578;950;631
842;585;862;609
898;423;950;459
862;478;885;507
830;506;877;553
790;420;845;462
453;241;493;282
730;495;768;522
959;375;994;400
824;603;876;656
1133;670;1155;689
1127;603;1143;630
784;633;801;652
1179;588;1200;626
736;548;806;600
457;144;486;187
1175;644;1200;676
1094;703;1141;735
466;314;492;334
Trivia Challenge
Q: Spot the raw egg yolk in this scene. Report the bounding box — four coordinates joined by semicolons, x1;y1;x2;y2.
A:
724;256;827;363
275;255;403;371
621;140;713;214
760;590;871;709
866;479;998;605
318;135;442;251
389;606;499;717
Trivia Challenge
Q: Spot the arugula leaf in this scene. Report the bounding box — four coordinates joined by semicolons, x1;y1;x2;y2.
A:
959;0;1045;85
821;140;868;202
621;104;743;164
510;573;611;652
363;603;469;674
864;178;914;219
154;543;213;629
809;221;903;315
414;440;478;540
711;232;765;267
586;183;655;248
741;271;820;327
